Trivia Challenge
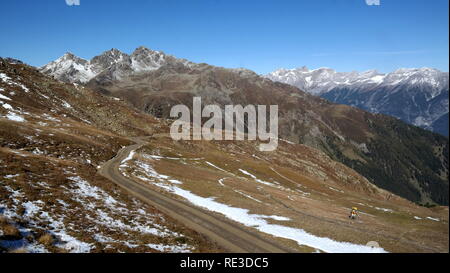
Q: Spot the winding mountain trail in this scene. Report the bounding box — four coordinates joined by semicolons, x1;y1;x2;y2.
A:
98;137;291;253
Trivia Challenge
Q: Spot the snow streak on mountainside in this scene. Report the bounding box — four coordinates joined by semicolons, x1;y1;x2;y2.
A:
266;67;449;136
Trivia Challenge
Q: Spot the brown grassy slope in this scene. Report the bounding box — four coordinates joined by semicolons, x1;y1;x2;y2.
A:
0;59;222;253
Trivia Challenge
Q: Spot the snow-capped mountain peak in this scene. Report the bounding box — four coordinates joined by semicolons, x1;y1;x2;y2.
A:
40;52;94;83
266;67;384;95
266;66;448;95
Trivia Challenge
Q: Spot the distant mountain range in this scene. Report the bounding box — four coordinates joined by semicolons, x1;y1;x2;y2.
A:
39;47;449;205
266;67;449;136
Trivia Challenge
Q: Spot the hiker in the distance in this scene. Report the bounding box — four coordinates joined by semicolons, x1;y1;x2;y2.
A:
349;207;358;220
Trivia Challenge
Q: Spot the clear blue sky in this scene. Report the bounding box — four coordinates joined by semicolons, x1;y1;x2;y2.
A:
0;0;448;73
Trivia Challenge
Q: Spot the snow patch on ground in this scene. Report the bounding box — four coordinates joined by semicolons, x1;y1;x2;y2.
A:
0;196;92;253
374;207;394;213
0;93;11;101
4;174;20;179
1;103;13;110
0;73;12;82
61;101;72;109
358;203;394;213
0;99;27;123
233;190;263;203
68;175;181;238
0;73;29;92
42;114;61;123
206;161;228;173
329;186;345;193
239;169;274;186
146;243;192;253
121;150;135;166
218;178;226;186
259;215;291;221
280;139;296;145
69;176;105;200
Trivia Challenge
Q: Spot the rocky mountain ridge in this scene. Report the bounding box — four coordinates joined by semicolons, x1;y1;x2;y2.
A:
266;67;449;136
